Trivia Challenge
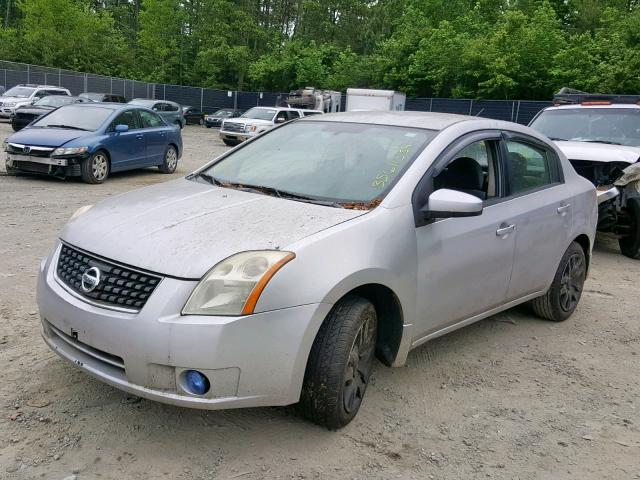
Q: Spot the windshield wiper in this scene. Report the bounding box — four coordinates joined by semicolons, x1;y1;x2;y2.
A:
194;174;344;208
582;139;622;145
45;124;89;131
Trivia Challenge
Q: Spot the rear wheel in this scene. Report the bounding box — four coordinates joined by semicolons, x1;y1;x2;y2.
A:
299;295;377;429
530;242;586;322
80;150;109;184
158;145;178;174
618;198;640;259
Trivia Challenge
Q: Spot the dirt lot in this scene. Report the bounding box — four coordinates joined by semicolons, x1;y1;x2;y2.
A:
0;120;638;480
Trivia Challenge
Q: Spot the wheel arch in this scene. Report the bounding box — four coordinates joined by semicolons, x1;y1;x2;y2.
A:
572;233;591;274
313;282;405;368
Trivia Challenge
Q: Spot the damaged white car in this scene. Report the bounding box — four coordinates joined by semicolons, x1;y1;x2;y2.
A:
530;91;640;258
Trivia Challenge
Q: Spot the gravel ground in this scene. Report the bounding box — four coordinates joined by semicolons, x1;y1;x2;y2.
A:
0;120;639;480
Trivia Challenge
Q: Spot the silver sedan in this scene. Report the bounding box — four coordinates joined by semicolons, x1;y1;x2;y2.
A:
37;112;597;429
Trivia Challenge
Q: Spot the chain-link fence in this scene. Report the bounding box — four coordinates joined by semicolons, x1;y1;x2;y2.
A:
0;60;551;124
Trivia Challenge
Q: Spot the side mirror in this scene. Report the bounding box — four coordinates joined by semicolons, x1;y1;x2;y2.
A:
115;124;129;133
422;188;483;219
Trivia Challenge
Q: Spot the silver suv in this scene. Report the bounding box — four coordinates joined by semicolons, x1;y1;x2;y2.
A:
0;84;71;118
219;106;317;146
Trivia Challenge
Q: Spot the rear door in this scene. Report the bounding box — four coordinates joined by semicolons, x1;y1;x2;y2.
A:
104;109;146;170
138;109;168;165
500;133;572;299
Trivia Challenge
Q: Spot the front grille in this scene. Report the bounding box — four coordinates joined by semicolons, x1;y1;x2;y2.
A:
56;243;162;312
14;161;51;174
223;122;244;133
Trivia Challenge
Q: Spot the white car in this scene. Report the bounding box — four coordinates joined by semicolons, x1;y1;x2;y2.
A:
530;90;640;258
0;84;71;118
219;106;320;146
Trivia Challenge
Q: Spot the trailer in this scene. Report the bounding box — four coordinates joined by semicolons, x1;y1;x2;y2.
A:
281;87;341;113
346;88;406;112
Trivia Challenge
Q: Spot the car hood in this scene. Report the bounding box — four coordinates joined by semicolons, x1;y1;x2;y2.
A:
227;118;272;126
555;141;640;164
61;178;367;279
15;106;54;115
7;127;92;147
0;96;31;103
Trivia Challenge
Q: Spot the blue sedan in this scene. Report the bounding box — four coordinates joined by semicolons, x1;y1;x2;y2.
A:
3;103;183;184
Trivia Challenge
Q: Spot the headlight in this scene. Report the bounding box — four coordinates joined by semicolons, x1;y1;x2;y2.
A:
4;101;15;107
183;251;295;316
69;204;93;221
244;124;253;132
52;146;89;156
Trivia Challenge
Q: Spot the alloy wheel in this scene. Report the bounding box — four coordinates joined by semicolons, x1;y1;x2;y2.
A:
166;147;178;171
559;252;585;312
342;312;376;414
92;153;108;181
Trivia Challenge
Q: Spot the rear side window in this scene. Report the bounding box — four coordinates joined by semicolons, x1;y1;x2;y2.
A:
505;140;559;195
166;103;179;112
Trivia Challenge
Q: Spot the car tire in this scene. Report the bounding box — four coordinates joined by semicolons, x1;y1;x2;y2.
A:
11;122;21;132
158;145;178;174
222;138;238;147
299;295;377;429
530;242;586;322
80;150;110;184
618;198;640;259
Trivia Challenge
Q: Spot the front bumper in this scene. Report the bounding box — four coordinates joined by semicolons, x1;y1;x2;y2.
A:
37;242;330;409
219;130;253;142
6;153;85;176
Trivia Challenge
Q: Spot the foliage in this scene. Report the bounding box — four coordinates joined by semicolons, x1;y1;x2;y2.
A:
0;0;639;99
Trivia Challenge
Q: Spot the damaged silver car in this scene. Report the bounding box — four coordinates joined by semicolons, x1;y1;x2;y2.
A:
37;111;596;429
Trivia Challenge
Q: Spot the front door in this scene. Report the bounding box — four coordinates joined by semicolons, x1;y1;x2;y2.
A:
414;135;517;339
105;109;146;171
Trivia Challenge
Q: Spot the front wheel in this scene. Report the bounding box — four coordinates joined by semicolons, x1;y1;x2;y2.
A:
618;197;640;259
530;242;586;322
158;145;178;174
11;122;21;132
299;295;377;429
222;138;239;147
80;150;109;184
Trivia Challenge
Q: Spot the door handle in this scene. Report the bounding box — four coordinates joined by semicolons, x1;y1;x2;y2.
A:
557;203;571;215
496;224;515;237
136;134;144;139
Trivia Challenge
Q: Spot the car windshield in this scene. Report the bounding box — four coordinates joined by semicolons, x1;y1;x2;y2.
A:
4;86;35;98
34;96;75;107
531;108;640;147
213;109;234;117
197;121;436;207
32;105;113;131
80;93;103;101
241;108;276;121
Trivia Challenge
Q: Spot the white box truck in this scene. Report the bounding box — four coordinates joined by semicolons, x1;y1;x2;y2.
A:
346;88;406;112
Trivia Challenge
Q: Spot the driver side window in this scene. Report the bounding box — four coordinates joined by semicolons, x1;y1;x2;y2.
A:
433;140;499;201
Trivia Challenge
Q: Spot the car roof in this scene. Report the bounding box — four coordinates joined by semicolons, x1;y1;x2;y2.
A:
301;110;477;130
130;98;178;105
543;104;640;111
61;102;132;111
